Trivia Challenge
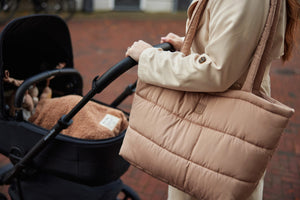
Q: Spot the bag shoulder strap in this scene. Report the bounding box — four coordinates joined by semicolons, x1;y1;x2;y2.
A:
181;0;281;94
181;0;208;55
242;0;281;92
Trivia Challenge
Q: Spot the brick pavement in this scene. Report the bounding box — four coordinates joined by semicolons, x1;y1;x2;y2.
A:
0;12;299;200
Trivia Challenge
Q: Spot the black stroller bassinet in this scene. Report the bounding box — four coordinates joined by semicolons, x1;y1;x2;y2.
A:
0;15;141;200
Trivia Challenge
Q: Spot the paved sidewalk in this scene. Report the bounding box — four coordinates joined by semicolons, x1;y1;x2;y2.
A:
0;12;299;200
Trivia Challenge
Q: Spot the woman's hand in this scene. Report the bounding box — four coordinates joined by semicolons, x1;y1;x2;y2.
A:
160;33;184;51
125;40;152;62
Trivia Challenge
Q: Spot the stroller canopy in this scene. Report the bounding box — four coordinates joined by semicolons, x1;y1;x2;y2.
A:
0;14;74;80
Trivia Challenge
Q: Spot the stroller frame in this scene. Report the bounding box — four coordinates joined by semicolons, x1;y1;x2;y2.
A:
0;14;172;200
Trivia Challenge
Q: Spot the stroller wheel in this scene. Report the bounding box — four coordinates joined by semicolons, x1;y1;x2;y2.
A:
0;193;7;200
117;184;141;200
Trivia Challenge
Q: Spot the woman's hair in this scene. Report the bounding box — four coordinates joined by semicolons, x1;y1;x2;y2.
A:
283;0;300;62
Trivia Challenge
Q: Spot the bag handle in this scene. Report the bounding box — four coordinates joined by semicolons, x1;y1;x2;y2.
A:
181;0;281;93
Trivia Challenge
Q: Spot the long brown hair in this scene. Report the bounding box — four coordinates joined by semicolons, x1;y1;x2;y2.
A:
283;0;300;62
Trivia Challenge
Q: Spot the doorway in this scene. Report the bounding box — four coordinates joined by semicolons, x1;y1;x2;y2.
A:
115;0;140;11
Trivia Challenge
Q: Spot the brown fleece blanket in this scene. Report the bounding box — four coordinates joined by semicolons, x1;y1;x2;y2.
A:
29;95;128;140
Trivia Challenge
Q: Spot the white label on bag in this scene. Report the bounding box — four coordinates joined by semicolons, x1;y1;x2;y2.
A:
99;114;120;131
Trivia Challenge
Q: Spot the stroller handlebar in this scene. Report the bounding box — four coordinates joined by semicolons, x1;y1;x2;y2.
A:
14;68;81;109
92;42;174;93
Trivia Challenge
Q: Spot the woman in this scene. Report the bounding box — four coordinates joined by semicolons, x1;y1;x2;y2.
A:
125;0;299;199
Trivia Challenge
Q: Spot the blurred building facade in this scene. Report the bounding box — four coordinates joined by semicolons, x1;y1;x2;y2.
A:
77;0;192;12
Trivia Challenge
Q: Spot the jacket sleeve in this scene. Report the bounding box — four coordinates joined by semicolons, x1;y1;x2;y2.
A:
137;0;269;92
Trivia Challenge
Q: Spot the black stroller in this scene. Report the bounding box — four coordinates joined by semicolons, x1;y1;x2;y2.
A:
0;14;171;200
